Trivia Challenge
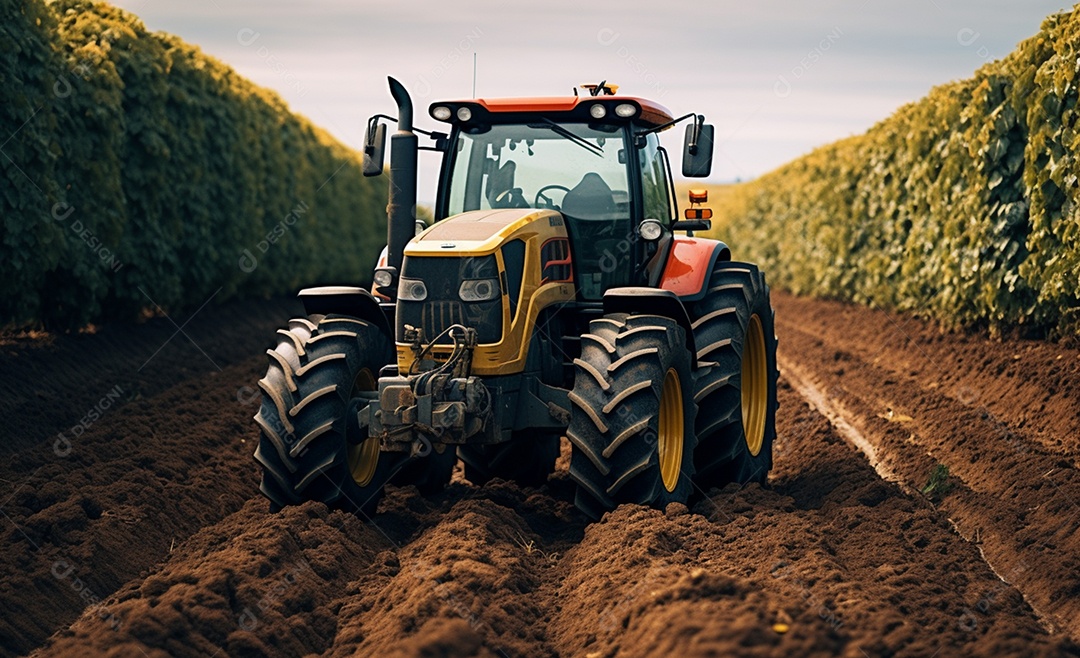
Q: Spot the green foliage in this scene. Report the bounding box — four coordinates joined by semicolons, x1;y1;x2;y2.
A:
708;7;1080;336
920;463;954;500
0;0;388;329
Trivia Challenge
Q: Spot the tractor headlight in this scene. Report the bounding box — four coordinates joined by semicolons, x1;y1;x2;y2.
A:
398;277;428;301
589;103;607;119
615;103;638;118
456;106;473;122
459;278;500;302
639;218;663;241
373;268;395;289
432;105;452;121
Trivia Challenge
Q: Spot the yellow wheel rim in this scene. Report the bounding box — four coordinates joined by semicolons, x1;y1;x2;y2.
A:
658;367;684;493
347;368;379;487
742;314;768;456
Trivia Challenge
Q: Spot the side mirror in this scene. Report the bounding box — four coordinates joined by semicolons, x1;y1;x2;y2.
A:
431;132;450;152
682;117;714;178
363;121;387;177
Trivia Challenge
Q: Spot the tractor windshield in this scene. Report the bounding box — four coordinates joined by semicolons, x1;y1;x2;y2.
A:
444;123;634;298
444;123;629;217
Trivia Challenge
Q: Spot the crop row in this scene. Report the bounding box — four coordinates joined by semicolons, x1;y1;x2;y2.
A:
1;0;386;328
709;7;1080;336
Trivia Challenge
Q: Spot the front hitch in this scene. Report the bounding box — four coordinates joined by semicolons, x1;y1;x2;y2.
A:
358;324;495;452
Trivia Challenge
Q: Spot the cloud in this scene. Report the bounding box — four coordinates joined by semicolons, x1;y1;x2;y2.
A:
112;0;1069;189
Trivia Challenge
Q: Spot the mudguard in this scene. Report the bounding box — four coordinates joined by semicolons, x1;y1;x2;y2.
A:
602;287;699;369
297;286;392;340
658;236;731;302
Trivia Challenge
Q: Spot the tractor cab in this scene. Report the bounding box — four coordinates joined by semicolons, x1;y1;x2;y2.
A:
426;90;710;300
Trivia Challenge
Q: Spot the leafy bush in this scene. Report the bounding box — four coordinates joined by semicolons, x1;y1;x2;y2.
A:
709;7;1080;336
0;0;387;329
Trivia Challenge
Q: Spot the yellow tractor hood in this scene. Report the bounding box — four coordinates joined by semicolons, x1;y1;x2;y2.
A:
406;208;564;257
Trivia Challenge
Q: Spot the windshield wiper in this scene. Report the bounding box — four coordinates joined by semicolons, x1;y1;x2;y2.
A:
538;118;604;158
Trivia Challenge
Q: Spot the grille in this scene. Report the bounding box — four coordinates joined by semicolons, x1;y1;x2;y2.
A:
398;255;503;345
421;301;466;343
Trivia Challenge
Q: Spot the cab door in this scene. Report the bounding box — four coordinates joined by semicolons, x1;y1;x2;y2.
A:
637;133;677;285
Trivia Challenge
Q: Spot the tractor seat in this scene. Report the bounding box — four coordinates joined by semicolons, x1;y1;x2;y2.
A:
487;160;527;209
561;173;631;298
561;173;617;220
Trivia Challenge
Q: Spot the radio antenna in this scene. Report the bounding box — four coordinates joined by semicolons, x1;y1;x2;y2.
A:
472;53;477;97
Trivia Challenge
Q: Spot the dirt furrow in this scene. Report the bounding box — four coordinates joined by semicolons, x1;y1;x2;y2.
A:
0;298;301;455
34;384;1073;657
33;480;583;657
549;382;1070;657
9;295;1079;657
772;291;1080;641
770;293;1080;461
0;299;300;656
0;356;267;656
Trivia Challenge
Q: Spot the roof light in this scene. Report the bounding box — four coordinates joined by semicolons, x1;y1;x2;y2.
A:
614;103;638;118
456;106;473;121
432;105;452;121
589;103;607;119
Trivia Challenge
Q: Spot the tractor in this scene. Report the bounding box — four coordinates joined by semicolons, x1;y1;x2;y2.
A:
253;78;778;518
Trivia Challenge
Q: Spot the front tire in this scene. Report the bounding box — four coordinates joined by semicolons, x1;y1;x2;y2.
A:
253;314;401;517
688;262;779;488
567;313;697;518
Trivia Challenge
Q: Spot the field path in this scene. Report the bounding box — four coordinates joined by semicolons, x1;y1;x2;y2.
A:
1;294;1076;657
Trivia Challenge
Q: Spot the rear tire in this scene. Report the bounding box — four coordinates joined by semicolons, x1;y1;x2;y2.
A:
688;262;779;488
458;311;563;488
391;444;456;494
253;314;401;517
567;313;697;518
459;434;560;488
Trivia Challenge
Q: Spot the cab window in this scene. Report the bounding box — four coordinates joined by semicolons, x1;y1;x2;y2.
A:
637;133;673;223
443;123;635;300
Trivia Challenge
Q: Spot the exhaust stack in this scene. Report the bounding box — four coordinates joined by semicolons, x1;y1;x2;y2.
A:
386;77;417;289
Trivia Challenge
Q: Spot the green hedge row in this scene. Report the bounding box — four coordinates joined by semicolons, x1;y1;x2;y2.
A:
709;7;1080;336
1;0;387;329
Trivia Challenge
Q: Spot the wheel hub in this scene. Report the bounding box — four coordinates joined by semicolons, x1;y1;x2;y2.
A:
658;367;684;493
742;314;768;456
347;368;380;486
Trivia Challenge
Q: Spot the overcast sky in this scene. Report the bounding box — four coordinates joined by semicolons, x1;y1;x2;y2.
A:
110;0;1069;200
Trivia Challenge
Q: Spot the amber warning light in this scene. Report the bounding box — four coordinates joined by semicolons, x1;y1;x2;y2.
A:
685;188;713;220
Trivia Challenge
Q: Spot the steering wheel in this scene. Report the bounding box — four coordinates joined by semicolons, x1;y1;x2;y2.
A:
492;187;529;209
534;184;571;210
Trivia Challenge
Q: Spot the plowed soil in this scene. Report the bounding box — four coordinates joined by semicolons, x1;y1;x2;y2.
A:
3;292;1078;657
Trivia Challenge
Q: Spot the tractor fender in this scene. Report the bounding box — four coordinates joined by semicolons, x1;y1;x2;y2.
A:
298;286;393;340
602;287;699;369
658;236;731;302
